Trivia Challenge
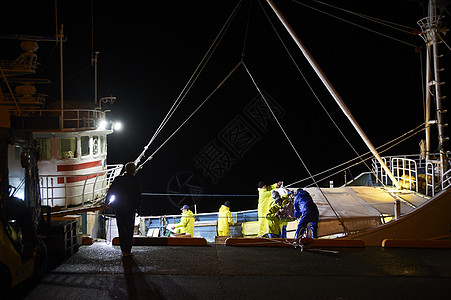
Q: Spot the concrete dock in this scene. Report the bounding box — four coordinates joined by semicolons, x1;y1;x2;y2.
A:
7;241;451;299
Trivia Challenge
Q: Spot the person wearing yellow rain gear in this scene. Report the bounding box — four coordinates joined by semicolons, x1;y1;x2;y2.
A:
266;197;285;238
257;181;282;237
217;201;234;236
271;190;289;238
171;205;195;237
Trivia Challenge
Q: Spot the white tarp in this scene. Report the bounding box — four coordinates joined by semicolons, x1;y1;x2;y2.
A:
282;186;430;236
285;186;429;220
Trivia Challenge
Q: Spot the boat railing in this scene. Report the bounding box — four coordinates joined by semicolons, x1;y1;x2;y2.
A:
442;167;451;191
9;108;106;130
0;55;39;74
373;154;426;185
140;209;257;239
372;155;445;196
39;164;123;208
372;157;389;186
0;92;47;106
417;15;443;33
391;157;418;192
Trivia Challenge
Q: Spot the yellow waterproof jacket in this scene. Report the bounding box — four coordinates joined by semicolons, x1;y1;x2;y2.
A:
277;194;290;227
218;205;234;236
175;210;195;237
257;183;278;236
266;202;282;235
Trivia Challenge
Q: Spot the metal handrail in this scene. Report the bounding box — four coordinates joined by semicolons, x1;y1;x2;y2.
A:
39;164;123;208
8;108;106;130
426;161;436;196
391;157;418;192
371;155;448;196
442;168;451;191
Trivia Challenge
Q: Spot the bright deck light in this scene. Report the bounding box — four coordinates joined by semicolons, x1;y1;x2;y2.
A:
98;120;108;130
113;122;122;131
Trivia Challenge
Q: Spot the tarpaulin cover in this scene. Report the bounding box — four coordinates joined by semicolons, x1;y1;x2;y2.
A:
282;187;429;237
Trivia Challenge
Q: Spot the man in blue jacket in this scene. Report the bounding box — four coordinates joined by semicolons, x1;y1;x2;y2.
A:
293;188;319;240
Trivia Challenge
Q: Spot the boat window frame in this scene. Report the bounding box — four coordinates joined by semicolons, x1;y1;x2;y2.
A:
100;135;105;155
36;137;52;161
57;137;77;159
81;136;90;158
93;135;99;157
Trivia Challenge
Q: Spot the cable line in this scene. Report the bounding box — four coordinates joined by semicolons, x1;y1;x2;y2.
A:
310;0;418;34
291;0;418;47
242;60;348;234
259;0;377;182
136;62;243;172
134;0;245;171
142;193;256;197
289;123;425;187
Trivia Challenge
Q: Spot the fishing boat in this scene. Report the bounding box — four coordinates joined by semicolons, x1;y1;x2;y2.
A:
0;32;123;235
129;0;450;245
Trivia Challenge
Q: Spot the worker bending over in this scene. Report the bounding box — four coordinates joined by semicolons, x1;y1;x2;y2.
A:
266;195;286;238
271;190;290;238
294;188;319;240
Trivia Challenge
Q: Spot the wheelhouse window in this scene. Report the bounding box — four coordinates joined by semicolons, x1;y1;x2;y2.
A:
36;138;51;160
93;136;99;156
81;136;90;157
100;135;105;154
57;137;77;159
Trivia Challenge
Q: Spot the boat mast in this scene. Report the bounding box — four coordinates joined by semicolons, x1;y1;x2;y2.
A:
418;0;449;177
92;51;99;105
265;0;402;189
57;25;64;128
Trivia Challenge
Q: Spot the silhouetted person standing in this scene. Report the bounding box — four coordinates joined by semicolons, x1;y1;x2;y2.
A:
109;162;141;256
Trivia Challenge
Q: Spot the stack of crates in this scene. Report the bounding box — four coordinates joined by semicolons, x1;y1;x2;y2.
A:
47;219;79;261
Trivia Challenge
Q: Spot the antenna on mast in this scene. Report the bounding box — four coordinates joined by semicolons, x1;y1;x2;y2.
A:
92;51;99;105
91;0;99;105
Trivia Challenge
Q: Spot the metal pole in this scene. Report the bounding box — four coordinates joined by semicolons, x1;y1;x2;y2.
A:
394;199;401;219
93;51;99;105
425;45;432;160
58;25;64;129
431;25;448;176
266;0;401;188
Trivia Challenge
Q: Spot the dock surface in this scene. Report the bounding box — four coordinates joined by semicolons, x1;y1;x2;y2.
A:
8;241;451;299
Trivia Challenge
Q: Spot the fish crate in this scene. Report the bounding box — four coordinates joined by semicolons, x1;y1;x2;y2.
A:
47;219;79;260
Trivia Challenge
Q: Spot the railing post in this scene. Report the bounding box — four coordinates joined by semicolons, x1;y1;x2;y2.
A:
50;177;54;207
394;199;401;220
40;177;44;205
92;173;100;201
81;175;89;207
64;177;68;208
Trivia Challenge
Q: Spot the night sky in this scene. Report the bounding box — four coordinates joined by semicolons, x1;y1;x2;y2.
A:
1;0;450;215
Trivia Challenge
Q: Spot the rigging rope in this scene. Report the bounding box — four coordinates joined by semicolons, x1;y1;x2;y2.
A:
131;0;429;235
240;0;253;58
242;61;348;234
290;123;426;187
310;0;418;34
291;0;418;48
438;34;451;51
134;0;244;171
259;0;378;183
0;64;21;112
136;62;243;172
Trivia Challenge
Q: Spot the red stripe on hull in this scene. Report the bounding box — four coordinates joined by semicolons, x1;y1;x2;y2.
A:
57;160;103;172
57;172;106;184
